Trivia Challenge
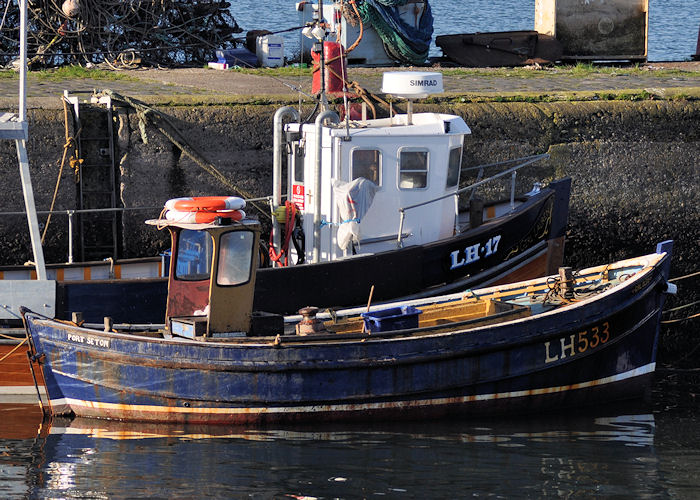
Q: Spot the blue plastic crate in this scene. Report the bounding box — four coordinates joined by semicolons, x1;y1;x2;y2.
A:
361;306;422;333
215;48;258;68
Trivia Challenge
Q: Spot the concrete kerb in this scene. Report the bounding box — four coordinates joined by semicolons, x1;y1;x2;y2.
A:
2;87;698;112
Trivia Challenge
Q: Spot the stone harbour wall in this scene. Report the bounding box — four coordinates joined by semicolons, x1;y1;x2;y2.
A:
0;98;697;359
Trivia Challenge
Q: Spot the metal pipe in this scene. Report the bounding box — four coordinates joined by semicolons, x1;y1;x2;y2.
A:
272;106;300;253
0;206;161;216
318;0;328;112
67;210;74;264
19;0;26;123
17;140;46;280
17;0;46;280
313;110;339;263
510;171;517;210
397;210;406;248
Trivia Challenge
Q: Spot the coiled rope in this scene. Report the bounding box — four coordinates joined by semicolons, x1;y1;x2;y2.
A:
0;1;240;68
352;0;433;66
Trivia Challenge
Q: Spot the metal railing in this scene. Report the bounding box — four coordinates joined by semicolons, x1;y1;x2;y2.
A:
396;154;549;247
0;206;161;264
1;195;277;265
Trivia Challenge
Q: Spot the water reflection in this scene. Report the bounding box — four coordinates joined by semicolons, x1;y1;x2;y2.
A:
5;402;691;499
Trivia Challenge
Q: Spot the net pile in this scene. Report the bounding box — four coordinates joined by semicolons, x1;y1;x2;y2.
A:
346;0;433;66
0;0;241;68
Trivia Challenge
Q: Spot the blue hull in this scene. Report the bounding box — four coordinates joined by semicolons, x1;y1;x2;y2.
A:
24;248;672;424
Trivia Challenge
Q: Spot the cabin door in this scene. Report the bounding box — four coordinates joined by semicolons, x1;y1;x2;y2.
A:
336;143;403;255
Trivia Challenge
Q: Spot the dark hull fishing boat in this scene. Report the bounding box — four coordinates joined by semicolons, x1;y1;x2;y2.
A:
435;31;563;67
255;177;569;315
2;73;571;326
21;206;676;424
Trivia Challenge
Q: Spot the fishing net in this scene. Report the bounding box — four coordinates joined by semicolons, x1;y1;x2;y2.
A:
354;0;433;65
0;0;241;68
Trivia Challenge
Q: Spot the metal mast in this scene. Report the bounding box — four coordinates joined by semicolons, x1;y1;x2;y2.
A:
1;0;47;279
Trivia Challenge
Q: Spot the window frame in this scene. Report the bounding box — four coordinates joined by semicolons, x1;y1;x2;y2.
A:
215;230;256;287
446;146;462;189
398;148;430;190
350;148;382;186
174;229;214;282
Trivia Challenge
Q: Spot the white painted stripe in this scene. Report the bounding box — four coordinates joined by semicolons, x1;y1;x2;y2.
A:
49;363;656;416
0;385;39;395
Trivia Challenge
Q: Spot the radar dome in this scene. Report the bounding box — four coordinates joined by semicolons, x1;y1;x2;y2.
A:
381;72;444;99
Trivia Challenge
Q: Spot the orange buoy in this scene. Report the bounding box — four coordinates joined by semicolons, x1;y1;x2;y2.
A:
165;196;245;212
165;209;245;224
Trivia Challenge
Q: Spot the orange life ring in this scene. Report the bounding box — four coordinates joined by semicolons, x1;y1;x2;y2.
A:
165;209;245;224
165;196;246;212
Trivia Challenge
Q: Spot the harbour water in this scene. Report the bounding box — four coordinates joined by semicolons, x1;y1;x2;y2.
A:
1;372;699;498
230;0;699;63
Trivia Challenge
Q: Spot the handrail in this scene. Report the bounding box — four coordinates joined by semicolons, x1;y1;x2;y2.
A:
0;206;162;217
0;196;278;264
0;206;161;264
396;154;549;247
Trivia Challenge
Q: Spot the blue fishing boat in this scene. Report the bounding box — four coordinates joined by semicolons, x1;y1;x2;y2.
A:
21;212;676;424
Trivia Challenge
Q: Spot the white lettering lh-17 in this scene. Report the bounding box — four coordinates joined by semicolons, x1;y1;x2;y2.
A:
449;235;501;270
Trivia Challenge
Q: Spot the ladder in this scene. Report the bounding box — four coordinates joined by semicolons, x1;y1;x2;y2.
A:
65;92;120;261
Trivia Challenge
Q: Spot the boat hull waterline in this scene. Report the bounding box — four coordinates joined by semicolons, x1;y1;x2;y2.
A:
23;243;673;424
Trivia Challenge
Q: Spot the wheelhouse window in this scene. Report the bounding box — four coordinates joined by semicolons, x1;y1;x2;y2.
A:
292;143;304;183
351;149;381;185
446;147;462;188
399;150;428;189
175;229;213;281
217;230;255;286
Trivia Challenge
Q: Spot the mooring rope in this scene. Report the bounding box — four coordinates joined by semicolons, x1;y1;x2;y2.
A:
669;270;700;282
663;299;700;315
662;312;700;325
661;270;700;324
102;90;271;221
42;96;82;243
0;334;28;364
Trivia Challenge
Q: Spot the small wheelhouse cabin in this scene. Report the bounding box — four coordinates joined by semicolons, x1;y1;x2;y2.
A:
146;218;261;338
284;112;470;263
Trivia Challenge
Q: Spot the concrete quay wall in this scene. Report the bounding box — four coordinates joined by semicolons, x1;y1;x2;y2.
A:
8;98;695;267
0;98;697;355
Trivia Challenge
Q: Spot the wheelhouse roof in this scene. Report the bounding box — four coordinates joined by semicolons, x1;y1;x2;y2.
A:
297;112;471;137
145;218;259;231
